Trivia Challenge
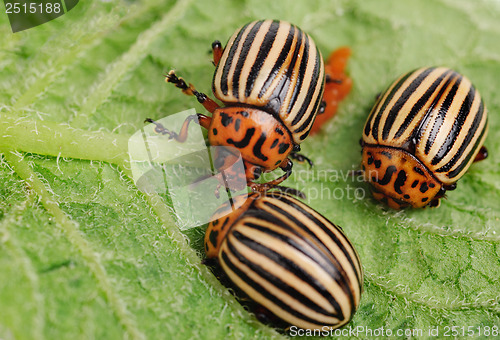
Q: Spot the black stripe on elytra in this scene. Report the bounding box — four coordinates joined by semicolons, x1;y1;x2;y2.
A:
253;132;269;161
258;25;296;99
220;248;333;327
263;195;361;296
364;101;381;137
270;138;279;148
232;21;264;100
395;69;451;139
444;116;487;179
227;128;255;148
424;74;462;154
241;211;353;313
287;34;310;114
370;71;414;140
245;20;280;98
435;98;485;174
431;85;475;165
295;76;323;137
292;44;320;126
220;22;250;96
376;165;397;185
237;221;344;315
267;29;303;117
224;233;342;320
382;67;435;141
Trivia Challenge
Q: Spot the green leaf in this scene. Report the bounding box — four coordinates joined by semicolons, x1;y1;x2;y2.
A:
1;0;499;339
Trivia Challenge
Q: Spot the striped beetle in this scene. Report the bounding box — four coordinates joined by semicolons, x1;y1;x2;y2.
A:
146;20;325;193
362;67;488;209
204;190;363;330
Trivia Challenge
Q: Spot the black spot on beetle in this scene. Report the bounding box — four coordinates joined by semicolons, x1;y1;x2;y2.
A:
209;230;219;248
374;159;382;168
270;139;279;149
220;217;230;231
238;110;249;117
411;180;419;188
381;151;392;159
422;197;429;202
205;243;209;251
212;128;218;135
376;165;397;185
367;156;374;165
278;143;290;154
429;183;436;188
275;128;284;136
253;133;269;161
404;194;410;199
220;112;233;127
414;167;425;176
212;219;219;226
275;160;281;166
394;170;407;194
234;118;241;132
227;128;255;148
420;182;429;193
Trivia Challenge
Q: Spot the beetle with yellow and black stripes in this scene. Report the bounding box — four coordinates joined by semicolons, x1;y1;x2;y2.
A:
147;20;325;193
204;190;363;330
361;67;488;209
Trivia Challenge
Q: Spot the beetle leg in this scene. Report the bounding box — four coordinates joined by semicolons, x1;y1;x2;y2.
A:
290;152;313;167
249;159;293;193
325;74;342;84
165;70;220;113
212;40;223;66
443;183;457;191
428;198;441;208
474;146;488;162
144;113;211;142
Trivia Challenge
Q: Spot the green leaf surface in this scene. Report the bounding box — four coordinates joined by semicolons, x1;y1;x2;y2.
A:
1;0;499;339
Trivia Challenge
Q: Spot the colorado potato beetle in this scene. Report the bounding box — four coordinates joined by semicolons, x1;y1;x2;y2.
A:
147;20;325;193
204;190;363;330
362;67;488;209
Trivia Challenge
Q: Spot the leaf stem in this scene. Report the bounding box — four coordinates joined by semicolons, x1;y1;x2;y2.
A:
0;112;130;166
